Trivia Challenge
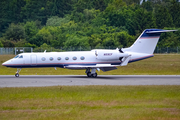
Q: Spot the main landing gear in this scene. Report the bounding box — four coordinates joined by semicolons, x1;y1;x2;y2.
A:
86;68;98;78
15;68;21;77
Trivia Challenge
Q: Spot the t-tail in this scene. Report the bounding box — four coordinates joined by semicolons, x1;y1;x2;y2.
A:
123;29;177;54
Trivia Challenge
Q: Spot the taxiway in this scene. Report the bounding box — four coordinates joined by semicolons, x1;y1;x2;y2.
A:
0;75;180;87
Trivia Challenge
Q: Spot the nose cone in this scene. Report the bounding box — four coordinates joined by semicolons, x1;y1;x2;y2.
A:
2;61;8;66
2;60;12;67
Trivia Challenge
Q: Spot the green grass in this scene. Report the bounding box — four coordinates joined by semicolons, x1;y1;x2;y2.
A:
0;86;180;120
0;54;180;75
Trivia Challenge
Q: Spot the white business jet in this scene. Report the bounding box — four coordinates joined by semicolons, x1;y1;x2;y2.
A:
2;29;177;77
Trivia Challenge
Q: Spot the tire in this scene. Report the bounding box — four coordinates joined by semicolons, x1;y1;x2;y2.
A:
91;73;97;78
15;73;19;77
87;72;91;77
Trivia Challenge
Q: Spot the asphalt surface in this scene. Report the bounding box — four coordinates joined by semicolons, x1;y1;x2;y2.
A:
0;75;180;87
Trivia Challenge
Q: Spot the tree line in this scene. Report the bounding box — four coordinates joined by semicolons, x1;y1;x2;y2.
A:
0;0;180;49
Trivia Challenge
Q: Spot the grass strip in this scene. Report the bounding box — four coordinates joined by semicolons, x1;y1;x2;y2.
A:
0;85;180;120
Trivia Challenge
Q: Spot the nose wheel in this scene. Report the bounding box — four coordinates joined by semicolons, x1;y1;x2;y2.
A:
15;68;21;77
15;73;19;77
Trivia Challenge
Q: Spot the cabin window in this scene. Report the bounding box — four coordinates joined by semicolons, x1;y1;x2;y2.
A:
73;56;77;60
49;57;53;61
14;55;19;58
19;55;23;58
80;56;85;60
41;57;46;61
65;57;69;60
57;57;61;60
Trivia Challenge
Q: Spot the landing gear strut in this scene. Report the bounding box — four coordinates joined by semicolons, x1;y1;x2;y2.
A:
15;68;21;77
86;68;98;78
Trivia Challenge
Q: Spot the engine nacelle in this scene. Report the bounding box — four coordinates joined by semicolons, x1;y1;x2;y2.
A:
94;50;129;60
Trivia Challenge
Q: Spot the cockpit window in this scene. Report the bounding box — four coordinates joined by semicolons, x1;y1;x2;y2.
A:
19;55;23;58
14;55;19;58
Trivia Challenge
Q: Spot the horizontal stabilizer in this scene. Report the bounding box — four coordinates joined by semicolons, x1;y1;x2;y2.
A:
146;30;177;33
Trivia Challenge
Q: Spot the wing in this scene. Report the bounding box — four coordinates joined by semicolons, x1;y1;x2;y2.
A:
64;55;131;72
64;64;118;72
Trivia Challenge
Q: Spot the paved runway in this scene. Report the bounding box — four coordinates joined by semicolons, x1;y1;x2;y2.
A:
0;75;180;87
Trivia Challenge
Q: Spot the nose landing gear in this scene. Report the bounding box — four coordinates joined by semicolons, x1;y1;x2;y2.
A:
15;68;21;77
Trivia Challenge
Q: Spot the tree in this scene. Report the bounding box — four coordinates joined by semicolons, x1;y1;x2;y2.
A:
20;0;47;24
0;0;26;36
24;43;37;48
169;0;180;27
158;27;180;47
0;41;3;47
0;0;179;49
3;23;26;41
73;0;94;13
133;8;156;32
63;35;90;50
141;1;153;11
21;0;73;25
102;37;119;48
50;33;66;47
14;39;27;47
1;40;15;47
46;15;70;26
116;31;134;47
33;43;52;52
29;35;44;47
124;0;141;5
24;21;39;42
93;0;110;11
155;5;174;28
88;34;102;47
36;27;53;45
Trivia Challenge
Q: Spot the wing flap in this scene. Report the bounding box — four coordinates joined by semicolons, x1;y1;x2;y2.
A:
100;67;117;72
64;64;118;71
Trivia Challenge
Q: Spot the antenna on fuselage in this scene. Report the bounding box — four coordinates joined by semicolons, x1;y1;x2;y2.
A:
44;50;46;53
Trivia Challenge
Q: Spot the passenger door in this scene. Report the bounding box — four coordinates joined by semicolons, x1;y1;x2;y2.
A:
31;55;37;66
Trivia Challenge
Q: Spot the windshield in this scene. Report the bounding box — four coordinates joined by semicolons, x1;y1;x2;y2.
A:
14;55;19;58
19;55;23;58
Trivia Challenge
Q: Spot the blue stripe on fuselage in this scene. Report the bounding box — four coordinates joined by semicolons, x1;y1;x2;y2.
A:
129;54;154;63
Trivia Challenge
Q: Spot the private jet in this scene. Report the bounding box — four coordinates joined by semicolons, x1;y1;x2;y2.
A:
2;29;177;77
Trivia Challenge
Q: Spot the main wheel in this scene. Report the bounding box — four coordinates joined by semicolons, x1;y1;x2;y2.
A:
15;73;19;77
87;72;91;77
91;73;97;78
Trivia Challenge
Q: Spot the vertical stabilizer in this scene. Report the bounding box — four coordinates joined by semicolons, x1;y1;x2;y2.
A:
124;29;177;54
